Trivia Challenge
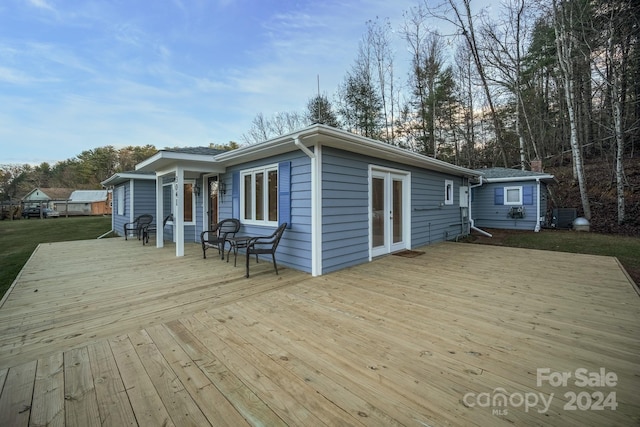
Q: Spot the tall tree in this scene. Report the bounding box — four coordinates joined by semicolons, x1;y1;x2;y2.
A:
435;0;510;167
552;0;591;220
306;94;340;127
336;40;384;139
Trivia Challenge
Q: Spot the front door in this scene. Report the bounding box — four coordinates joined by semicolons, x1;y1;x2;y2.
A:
208;176;219;228
371;169;409;258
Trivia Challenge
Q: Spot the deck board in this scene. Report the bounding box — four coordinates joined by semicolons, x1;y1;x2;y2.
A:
0;238;638;426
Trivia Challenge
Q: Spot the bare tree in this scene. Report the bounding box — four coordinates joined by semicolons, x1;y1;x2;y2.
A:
366;18;397;143
482;0;541;170
241;112;307;145
430;0;510;167
552;0;591;220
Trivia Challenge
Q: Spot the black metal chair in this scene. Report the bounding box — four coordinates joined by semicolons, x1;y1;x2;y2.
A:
142;214;173;245
245;223;287;278
123;214;153;240
200;218;241;259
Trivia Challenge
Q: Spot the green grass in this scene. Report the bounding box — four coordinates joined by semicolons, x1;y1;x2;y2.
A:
0;216;112;299
472;229;640;285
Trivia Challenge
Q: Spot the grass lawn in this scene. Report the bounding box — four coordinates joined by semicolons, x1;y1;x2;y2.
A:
468;228;640;286
0;216;112;299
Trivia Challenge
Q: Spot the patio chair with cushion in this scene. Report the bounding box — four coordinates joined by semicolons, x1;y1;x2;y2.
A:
123;214;153;240
200;218;241;259
245;222;287;278
142;214;173;245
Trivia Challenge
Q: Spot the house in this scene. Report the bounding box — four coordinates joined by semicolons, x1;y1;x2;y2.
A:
101;170;157;237
471;167;556;232
21;188;73;209
62;190;112;216
104;125;481;276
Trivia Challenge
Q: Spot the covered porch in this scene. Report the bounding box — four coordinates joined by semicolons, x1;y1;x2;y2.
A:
0;239;638;426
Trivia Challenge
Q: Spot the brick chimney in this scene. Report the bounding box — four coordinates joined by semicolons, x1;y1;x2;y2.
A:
530;158;543;172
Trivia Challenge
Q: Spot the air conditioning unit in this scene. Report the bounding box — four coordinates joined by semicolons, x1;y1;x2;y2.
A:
508;206;525;219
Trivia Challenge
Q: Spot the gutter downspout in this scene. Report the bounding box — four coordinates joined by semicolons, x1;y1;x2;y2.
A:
294;135;321;276
98;185;115;239
535;178;541;232
469;176;493;238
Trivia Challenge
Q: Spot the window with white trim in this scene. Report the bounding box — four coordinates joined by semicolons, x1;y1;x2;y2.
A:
444;180;454;205
117;186;124;215
241;165;278;225
504;186;523;205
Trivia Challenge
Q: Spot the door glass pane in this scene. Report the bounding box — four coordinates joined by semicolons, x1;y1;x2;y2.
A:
372;177;385;247
255;172;264;221
209;177;218;227
268;170;278;221
244;174;252;219
183;184;193;222
393;179;403;243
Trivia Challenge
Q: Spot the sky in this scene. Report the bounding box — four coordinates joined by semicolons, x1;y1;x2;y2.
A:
0;0;464;165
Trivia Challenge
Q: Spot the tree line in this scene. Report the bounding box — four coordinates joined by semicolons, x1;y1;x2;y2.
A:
243;0;638;225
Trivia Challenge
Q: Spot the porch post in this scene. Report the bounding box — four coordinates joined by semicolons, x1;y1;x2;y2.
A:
156;175;164;247
175;167;185;256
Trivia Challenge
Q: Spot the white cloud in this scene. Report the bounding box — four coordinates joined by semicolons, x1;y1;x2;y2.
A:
26;0;55;11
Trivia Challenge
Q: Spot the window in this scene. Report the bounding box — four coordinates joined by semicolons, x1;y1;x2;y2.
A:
117;186;124;215
241;166;278;225
444;180;454;205
504;186;523;205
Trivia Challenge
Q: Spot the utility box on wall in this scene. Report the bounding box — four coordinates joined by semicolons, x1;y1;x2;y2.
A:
459;186;469;207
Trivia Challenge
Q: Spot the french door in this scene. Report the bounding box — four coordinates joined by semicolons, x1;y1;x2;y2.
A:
371;169;409;258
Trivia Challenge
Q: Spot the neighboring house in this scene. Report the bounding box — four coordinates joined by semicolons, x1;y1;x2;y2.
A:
471;167;556;232
21;188;73;210
105;124;481;276
61;190;112;216
101;170;157;238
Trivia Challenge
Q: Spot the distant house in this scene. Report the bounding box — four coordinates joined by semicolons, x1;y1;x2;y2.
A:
103;124;482;276
471;167;556;232
21;188;73;210
64;190;112;216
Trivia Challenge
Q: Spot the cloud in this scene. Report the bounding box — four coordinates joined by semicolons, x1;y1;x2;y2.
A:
26;0;55;11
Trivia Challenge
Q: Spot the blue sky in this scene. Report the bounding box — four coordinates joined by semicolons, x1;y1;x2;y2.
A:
1;0;440;165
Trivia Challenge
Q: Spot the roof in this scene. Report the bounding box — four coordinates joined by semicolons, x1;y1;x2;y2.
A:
164;147;226;156
22;187;74;201
215;125;481;178
101;170;156;187
69;190;108;203
135;147;226;173
475;167;555;183
132;125;480;178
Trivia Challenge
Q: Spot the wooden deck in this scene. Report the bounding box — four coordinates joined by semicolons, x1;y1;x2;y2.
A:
0;238;638;426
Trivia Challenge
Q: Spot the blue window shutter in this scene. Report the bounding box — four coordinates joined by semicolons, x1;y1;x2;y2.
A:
494;187;504;205
232;172;240;218
278;161;291;228
523;185;534;205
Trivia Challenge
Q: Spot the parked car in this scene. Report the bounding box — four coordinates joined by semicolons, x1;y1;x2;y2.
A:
22;207;60;218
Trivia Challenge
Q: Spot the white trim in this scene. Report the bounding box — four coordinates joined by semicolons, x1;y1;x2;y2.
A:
504;186;523;205
483;175;554;183
369;165;411;259
444;180;454;205
312;144;322;276
129;180;135;223
239;163;279;227
535;179;541;232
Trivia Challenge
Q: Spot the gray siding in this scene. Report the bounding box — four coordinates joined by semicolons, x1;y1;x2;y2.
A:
321;147;470;274
112;182;130;237
411;171;468;246
113;179;156;237
220;152;312;273
471;181;544;231
321;151;369;274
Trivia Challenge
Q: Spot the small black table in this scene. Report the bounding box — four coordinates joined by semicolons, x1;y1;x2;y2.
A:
225;236;253;267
